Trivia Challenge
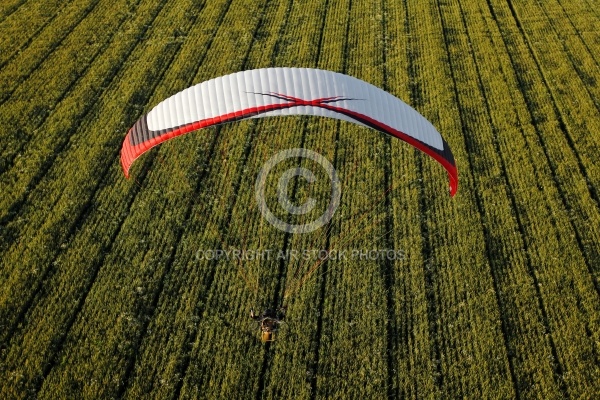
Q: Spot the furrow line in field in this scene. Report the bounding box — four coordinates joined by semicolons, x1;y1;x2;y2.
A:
256;2;333;397
301;166;330;387
0;0;88;69
416;153;443;393
529;0;600;111
547;0;600;69
0;0;29;23
430;1;537;397
46;3;217;394
268;0;294;67
0;1;65;65
386;1;437;396
307;122;342;400
0;0;146;227
143;3;271;398
379;1;401;397
0;0;142;178
405;7;443;394
446;131;521;398
381;145;398;400
504;0;600;205
486;0;600;295
0;0;184;354
0;0;155;250
0;0;104;104
500;208;569;398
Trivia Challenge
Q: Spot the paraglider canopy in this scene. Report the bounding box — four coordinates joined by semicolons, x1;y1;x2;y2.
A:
120;67;457;196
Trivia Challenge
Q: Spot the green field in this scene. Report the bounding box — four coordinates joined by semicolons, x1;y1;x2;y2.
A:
1;0;599;398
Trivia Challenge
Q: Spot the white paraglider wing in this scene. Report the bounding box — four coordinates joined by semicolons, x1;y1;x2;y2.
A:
121;67;457;195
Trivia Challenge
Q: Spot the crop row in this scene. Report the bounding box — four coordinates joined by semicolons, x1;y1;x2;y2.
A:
498;0;600;277
436;0;599;397
262;1;434;399
0;0;28;22
401;0;517;398
384;2;443;398
0;0;142;213
0;0;67;66
173;0;357;397
117;0;299;397
520;0;600;108
0;0;174;340
507;0;600;200
0;0;221;397
0;0;331;397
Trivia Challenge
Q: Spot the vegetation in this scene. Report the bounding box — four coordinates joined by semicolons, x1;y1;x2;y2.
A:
0;0;598;398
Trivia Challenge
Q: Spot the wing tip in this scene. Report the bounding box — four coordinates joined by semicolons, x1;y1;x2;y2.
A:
448;169;458;197
449;180;457;197
122;164;130;179
120;131;133;179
